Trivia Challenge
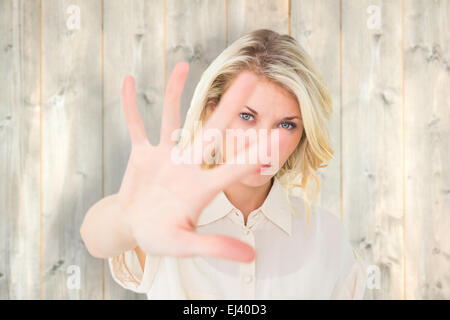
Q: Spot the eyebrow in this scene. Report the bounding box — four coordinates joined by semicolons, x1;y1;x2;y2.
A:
244;105;300;120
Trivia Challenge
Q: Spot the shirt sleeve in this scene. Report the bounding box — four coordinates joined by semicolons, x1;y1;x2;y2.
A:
108;248;161;294
331;248;367;300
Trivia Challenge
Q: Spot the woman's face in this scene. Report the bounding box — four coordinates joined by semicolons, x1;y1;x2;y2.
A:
208;75;304;187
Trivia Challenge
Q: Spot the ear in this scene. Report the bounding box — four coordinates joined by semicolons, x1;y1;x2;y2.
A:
205;103;217;118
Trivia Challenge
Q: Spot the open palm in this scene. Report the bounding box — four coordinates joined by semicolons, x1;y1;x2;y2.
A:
117;62;261;263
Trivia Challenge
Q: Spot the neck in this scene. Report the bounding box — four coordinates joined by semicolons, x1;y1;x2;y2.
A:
223;177;274;224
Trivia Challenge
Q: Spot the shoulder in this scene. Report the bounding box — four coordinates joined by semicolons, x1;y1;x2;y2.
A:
287;194;354;255
287;195;345;235
287;195;366;296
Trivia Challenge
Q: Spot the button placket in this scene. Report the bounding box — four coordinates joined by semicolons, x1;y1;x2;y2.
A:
244;274;253;283
228;208;257;299
239;224;255;299
231;209;244;225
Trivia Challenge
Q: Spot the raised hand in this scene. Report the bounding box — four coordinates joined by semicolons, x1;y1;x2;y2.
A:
117;62;262;263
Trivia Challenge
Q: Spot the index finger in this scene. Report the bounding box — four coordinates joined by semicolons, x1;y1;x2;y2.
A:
189;71;259;164
122;75;149;146
202;71;259;134
159;62;190;146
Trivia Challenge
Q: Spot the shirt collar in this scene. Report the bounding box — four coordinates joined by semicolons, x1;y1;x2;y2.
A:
197;177;292;236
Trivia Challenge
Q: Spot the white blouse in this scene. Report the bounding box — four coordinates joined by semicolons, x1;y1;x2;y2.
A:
108;177;367;299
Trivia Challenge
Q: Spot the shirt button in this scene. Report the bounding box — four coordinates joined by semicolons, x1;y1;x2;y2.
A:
244;275;253;283
235;211;239;216
243;228;250;235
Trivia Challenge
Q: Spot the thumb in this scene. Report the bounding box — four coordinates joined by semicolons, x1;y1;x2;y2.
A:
180;231;256;263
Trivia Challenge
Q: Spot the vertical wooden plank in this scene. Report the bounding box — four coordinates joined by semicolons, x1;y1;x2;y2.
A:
291;0;341;241
404;0;450;299
0;0;40;299
342;0;404;299
228;0;290;43
103;0;165;299
166;0;227;126
41;0;103;299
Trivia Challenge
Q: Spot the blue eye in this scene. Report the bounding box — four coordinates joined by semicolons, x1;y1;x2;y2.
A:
240;112;254;121
280;122;296;130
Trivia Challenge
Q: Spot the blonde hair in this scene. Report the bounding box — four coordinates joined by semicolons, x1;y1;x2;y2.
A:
178;29;334;229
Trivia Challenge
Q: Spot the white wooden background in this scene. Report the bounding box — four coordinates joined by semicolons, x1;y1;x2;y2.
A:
0;0;448;300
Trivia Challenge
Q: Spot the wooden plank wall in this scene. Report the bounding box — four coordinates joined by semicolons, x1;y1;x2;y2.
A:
0;0;448;300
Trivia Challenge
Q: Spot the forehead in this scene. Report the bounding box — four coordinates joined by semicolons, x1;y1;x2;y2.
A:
245;78;300;115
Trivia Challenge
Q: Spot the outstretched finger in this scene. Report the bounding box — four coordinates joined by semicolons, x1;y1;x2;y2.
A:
201;137;262;192
187;71;259;165
122;76;149;146
180;230;256;263
202;71;259;134
159;62;190;146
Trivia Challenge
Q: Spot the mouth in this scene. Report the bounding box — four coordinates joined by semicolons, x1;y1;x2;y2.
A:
259;164;271;170
256;163;273;174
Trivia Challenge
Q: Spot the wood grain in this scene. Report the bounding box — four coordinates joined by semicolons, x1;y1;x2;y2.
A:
341;0;404;300
41;0;103;299
0;0;40;299
404;0;450;299
0;0;448;300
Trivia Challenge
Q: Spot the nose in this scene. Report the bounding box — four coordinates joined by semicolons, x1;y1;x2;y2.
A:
264;134;271;160
258;128;279;165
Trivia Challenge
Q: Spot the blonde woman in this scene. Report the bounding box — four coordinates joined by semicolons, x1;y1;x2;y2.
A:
80;29;366;300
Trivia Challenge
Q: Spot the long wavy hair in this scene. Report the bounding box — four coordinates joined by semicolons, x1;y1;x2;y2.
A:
177;29;334;228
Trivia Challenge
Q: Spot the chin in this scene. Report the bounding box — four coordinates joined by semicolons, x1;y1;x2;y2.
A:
239;170;275;187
